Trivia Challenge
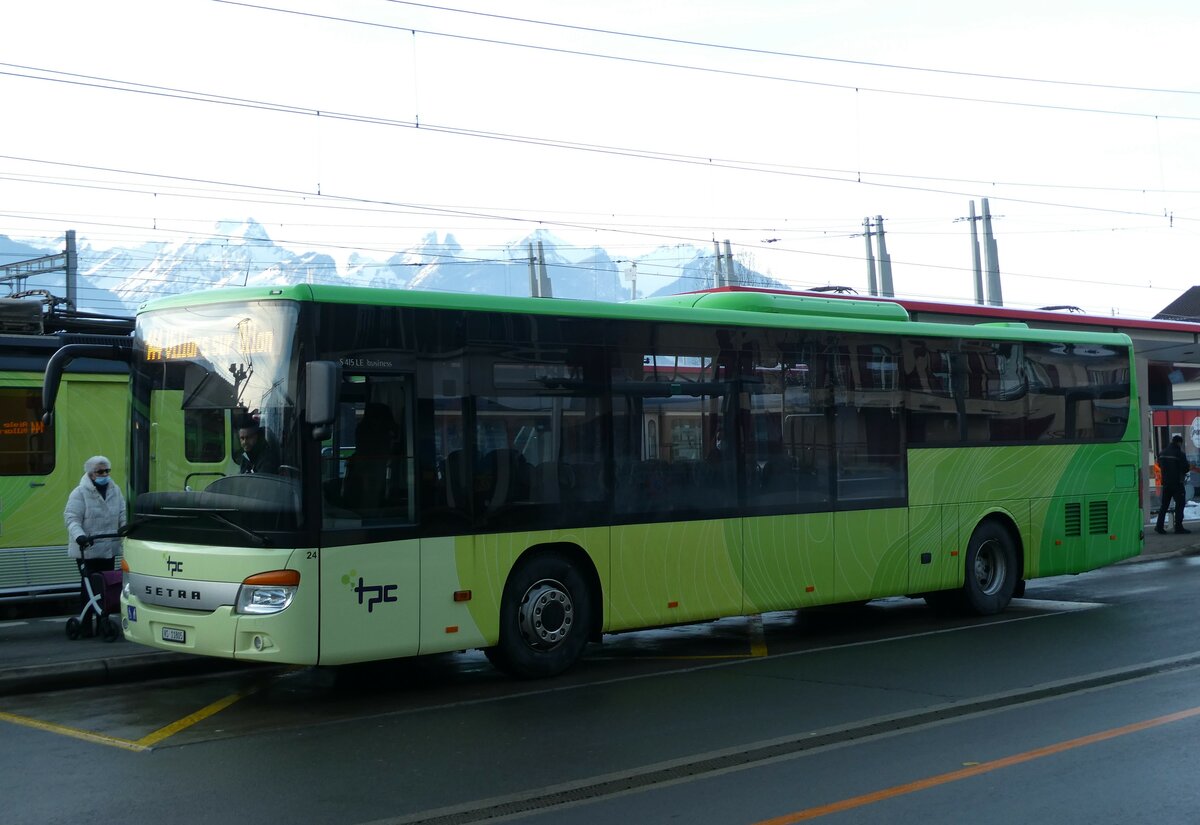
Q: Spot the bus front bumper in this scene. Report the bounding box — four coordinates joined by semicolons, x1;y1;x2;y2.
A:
121;596;318;665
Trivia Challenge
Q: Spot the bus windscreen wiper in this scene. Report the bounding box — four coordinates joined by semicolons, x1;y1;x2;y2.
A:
199;511;271;547
151;507;271;547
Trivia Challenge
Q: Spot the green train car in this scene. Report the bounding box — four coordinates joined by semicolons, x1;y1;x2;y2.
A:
0;302;130;604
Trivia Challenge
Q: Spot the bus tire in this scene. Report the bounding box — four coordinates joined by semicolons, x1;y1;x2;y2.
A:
486;553;592;679
962;520;1018;615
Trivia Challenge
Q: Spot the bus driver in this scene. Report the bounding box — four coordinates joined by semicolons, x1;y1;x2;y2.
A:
238;421;280;475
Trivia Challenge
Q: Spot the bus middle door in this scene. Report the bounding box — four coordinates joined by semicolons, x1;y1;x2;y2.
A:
317;373;422;665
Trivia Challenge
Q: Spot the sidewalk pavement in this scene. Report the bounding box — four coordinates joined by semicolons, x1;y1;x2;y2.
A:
3;526;1200;697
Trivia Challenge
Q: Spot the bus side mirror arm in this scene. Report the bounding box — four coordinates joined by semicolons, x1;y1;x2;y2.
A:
43;342;133;425
305;360;341;440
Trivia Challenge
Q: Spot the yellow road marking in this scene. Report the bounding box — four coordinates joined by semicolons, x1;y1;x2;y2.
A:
0;710;150;753
0;686;255;751
748;614;768;658
136;689;251;747
752;704;1200;823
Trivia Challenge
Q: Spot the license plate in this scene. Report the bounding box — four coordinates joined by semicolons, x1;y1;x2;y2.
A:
126;605;137;622
161;626;186;644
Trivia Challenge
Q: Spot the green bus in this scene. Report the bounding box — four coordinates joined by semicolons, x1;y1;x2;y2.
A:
46;285;1141;676
0;302;130;604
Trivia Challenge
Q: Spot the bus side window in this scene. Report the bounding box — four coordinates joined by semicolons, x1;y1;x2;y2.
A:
743;332;831;511
834;336;904;503
427;360;468;525
322;376;415;526
0;387;54;475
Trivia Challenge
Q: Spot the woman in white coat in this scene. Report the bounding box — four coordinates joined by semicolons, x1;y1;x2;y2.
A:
63;455;127;621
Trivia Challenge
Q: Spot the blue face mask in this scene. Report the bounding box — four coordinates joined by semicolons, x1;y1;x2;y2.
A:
93;475;110;486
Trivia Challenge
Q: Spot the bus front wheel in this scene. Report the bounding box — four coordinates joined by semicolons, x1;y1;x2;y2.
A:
962;521;1018;615
486;553;592;679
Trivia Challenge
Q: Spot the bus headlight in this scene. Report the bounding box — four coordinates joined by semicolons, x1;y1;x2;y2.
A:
235;570;300;615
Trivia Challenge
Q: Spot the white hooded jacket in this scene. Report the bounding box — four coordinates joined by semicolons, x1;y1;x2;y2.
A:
63;473;127;560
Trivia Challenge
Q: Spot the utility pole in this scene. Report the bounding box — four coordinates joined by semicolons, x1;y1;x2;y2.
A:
65;230;78;310
862;218;878;296
0;228;79;309
723;240;736;286
981;197;1002;306
528;242;538;297
969;201;984;305
623;262;638;300
956;201;986;305
536;240;553;298
875;216;894;297
712;240;723;288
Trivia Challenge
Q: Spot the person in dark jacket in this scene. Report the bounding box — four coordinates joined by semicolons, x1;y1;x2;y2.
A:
1156;434;1190;535
238;422;281;474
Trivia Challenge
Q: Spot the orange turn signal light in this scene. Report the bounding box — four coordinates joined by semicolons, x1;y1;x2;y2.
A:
242;570;301;586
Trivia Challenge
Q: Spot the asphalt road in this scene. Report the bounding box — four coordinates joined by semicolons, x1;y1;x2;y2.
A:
3;548;1200;825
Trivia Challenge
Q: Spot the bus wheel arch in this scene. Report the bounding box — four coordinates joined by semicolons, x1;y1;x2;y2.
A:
962;515;1023;615
485;543;600;679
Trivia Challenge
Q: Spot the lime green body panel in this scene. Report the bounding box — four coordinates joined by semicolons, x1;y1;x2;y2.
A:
907;505;963;594
909;443;1141;579
833;508;911;601
317;539;421;665
608;521;741;629
742;514;834;612
0;373;128;597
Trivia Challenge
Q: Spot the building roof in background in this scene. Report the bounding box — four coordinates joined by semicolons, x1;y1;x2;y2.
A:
1154;287;1200;323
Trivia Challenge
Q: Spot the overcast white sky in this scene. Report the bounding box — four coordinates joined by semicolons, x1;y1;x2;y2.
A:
3;0;1199;317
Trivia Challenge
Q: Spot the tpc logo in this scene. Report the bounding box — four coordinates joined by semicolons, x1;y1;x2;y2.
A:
166;556;183;576
341;569;397;613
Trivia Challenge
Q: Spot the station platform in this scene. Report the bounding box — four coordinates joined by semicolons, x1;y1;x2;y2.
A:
2;526;1198;697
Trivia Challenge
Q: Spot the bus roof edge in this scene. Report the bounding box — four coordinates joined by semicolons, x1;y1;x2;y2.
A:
688;291;911;322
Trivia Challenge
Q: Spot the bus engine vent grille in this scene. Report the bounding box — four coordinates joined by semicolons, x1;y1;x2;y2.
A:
1088;500;1109;535
1064;502;1082;537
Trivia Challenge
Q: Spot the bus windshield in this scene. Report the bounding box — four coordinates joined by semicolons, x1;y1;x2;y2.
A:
131;300;303;542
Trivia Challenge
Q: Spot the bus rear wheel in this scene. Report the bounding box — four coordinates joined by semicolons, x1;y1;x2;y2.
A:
485;554;592;679
962;521;1018;615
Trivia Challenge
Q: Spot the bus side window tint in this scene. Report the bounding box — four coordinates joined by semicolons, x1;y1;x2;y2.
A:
833;335;904;503
612;325;736;517
469;345;609;528
961;339;1027;442
428;360;468;524
1025;342;1130;441
1080;347;1131;439
903;338;959;445
744;330;831;510
322;375;415;526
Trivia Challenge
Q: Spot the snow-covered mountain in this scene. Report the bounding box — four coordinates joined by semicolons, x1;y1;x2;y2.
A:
0;233;127;314
1;220;790;314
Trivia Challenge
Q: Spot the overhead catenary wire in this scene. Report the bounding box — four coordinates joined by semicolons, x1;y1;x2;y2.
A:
379;0;1200;97
207;1;1200;121
2;3;1197;318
